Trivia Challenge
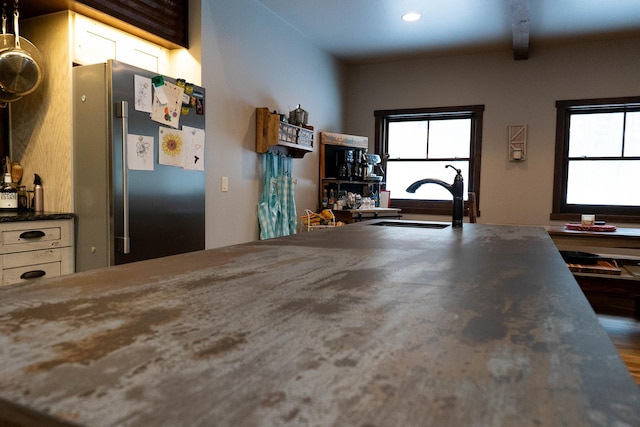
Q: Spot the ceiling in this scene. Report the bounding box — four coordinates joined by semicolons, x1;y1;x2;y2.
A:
255;0;640;63
11;0;640;63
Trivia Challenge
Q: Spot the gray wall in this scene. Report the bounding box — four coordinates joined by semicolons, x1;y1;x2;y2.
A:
199;0;345;248
344;38;640;226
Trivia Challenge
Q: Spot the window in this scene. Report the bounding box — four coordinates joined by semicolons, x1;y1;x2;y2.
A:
374;106;484;216
552;96;640;223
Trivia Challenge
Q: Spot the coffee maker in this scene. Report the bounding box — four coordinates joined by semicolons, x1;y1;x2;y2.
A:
362;153;383;181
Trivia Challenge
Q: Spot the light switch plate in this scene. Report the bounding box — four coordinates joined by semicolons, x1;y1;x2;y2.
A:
221;176;229;192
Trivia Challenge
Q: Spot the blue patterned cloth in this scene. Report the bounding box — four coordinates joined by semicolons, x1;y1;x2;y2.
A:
258;153;297;239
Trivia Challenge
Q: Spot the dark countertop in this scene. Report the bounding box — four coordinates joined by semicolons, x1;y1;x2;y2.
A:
0;222;639;426
0;211;76;222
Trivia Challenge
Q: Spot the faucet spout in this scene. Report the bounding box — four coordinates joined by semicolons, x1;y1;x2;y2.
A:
406;165;464;228
406;178;452;194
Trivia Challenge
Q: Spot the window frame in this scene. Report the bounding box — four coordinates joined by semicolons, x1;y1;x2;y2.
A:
551;96;640;223
374;105;484;216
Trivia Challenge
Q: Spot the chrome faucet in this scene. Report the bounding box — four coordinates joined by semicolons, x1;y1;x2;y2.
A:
406;165;464;228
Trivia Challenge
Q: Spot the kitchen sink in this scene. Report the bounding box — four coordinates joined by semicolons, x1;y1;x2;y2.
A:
369;221;450;229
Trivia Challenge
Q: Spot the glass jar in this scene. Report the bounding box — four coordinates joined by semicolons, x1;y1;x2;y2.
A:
0;173;18;210
17;185;28;210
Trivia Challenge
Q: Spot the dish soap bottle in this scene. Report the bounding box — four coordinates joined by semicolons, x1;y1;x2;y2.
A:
0;172;18;210
33;173;43;212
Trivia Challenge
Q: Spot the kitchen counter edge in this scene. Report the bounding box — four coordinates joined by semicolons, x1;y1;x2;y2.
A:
0;212;76;223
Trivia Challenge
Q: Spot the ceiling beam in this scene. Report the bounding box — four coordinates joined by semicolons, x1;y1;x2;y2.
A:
510;0;530;60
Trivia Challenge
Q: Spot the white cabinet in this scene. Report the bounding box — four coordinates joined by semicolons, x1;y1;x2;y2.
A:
0;220;75;286
73;13;169;74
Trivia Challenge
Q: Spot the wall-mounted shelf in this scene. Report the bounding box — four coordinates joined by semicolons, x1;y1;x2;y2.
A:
256;108;314;158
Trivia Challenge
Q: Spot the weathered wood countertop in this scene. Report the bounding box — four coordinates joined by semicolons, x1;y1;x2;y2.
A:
1;222;639;426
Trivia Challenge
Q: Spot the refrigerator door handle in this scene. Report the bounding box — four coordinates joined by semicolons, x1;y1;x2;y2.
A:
116;100;131;254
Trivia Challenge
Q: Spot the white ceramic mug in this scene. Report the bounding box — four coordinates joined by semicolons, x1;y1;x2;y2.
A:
581;214;595;226
512;148;523;160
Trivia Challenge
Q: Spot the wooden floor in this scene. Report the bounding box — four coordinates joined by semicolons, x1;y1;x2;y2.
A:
587;293;640;384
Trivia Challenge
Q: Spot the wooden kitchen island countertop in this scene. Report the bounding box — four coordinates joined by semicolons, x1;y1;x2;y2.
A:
1;222;639;426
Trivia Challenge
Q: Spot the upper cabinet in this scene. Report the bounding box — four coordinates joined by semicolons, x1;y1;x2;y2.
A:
19;0;188;49
76;0;188;48
73;14;169;74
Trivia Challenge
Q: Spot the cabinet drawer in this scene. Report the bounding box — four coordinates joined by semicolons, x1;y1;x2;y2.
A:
0;245;74;287
0;220;73;254
2;262;61;286
3;248;66;269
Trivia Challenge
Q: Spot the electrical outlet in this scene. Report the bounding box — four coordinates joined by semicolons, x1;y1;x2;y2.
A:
221;176;229;192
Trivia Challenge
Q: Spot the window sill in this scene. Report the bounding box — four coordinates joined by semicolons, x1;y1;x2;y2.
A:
550;213;640;224
391;200;479;217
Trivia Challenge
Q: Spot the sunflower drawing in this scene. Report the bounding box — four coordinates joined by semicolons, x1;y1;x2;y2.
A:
162;131;183;157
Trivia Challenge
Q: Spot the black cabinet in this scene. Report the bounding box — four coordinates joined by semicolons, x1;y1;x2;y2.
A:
319;132;382;210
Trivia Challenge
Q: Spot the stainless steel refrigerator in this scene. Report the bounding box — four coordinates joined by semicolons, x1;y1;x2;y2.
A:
73;60;205;272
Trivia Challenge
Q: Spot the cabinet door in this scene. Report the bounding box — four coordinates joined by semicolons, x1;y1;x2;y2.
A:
73;19;117;65
73;14;169;74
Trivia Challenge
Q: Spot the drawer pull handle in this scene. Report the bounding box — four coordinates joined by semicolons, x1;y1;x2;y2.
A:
20;270;46;280
19;230;46;239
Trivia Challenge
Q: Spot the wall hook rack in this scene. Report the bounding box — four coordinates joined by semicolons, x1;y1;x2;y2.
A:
508;124;527;161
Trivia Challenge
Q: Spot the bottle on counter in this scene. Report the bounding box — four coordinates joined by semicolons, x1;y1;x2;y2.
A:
0;172;18;210
34;173;43;212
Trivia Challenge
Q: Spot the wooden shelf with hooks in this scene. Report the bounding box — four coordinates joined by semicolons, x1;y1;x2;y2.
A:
255;108;314;158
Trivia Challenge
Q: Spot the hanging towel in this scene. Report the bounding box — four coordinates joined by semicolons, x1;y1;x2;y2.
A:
258;153;296;239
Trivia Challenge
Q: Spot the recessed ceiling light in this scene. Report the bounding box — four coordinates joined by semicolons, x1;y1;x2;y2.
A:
402;12;421;22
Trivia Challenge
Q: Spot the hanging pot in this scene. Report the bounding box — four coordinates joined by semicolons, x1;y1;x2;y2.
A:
0;13;20;106
0;10;43;97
